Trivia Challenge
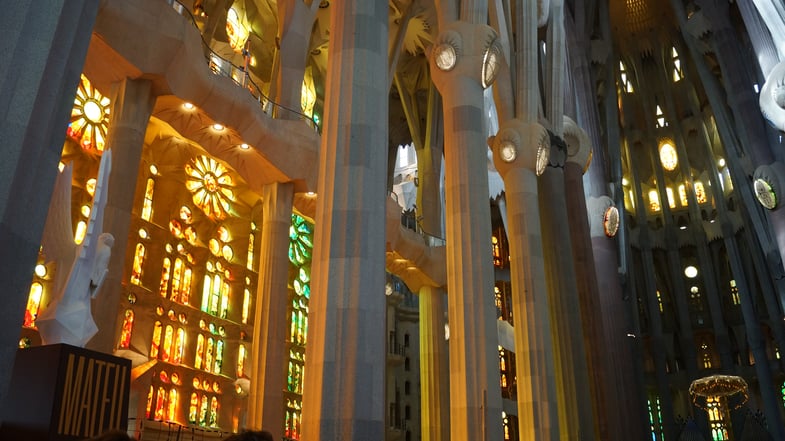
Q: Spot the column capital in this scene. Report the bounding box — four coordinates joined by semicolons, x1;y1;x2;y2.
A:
563;116;592;172
489;118;550;178
429;21;503;91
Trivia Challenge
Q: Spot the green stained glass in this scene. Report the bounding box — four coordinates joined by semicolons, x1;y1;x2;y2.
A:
299;267;310;283
294;279;303;296
303;284;310;299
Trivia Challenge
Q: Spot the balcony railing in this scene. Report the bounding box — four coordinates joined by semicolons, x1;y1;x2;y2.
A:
165;0;320;132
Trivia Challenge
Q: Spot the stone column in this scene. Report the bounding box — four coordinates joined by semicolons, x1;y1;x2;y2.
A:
88;78;156;353
418;285;449;441
563;120;609;441
299;1;388;439
491;121;560;441
429;21;504;441
247;182;293;434
0;0;98;410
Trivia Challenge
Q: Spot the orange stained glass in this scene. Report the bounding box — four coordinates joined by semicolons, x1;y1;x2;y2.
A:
150;321;163;358
199;395;209;425
142;178;154;221
131;243;146;285
220;281;230;318
181;268;192;305
189;392;199;423
242;288;251;324
237;345;246;377
160;257;171;297
146;385;154;419
171;258;183;303
205;338;215;372
247;233;255;270
695;181;707;204
209;396;219;427
213;340;224;374
154;386;166;420
119;309;134;349
195;334;205;370
162;325;174;362
167;388;178;421
174;328;186;365
23;282;43;328
68;74;110;151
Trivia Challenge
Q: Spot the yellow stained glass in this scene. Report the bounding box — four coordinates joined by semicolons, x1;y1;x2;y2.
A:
185;156;234;220
68;75;110;151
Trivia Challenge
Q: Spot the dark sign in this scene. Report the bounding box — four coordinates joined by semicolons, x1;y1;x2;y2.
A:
0;344;131;441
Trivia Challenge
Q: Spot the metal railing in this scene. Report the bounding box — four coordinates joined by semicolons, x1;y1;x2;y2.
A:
165;0;320;132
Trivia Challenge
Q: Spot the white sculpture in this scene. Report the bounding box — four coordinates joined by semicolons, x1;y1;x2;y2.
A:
36;149;114;347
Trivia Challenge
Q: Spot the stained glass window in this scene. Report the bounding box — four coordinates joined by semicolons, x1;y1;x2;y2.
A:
214;340;224;374
162;325;174;362
679;184;688;207
695;181;707;204
655;105;668;128
67;74;110;151
209;396;219;427
23;282;43;328
185;156;234;219
142;178;154;221
707;396;729;440
189;393;199;423
199;395;208;425
666;187;676;209
167;388;178;421
173;328;185;364
131;243;146;285
730;280;740;305
154;386;166;420
181;268;192;305
205;338;215;372
195;334;205;370
171;258;183;303
146;385;154;419
150;321;163;358
649;190;661;212
648;396;663;441
247;232;255;270
160;258;171;297
237;345;246;377
242;288;251;324
119;310;134;349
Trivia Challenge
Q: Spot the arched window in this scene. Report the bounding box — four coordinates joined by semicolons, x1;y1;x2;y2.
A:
118;309;134;349
678;184;688;207
167;388;178;421
189;392;199;423
209;396;219;427
205;338;215;372
171;258;183;303
146;385;154;419
242;288;251;324
213;340;224;374
220;281;230;318
199;395;209;425
24;282;43;328
707;396;729;440
181;268;192;305
237;345;246;377
195;334;205;370
141;178;155;221
694;181;707;204
150;321;163;358
666;187;676;209
247;232;255;270
162;325;174;362
131;243;146;285
159;257;171;298
173;328;186;364
648;190;661;212
154;386;166;420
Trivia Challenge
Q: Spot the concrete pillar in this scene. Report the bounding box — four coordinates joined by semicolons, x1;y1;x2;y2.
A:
0;0;98;408
490;121;560;441
538;136;595;439
247;182;293;435
418;285;449;441
274;0;319;121
88;78;156;353
299;1;388;439
563;120;609;441
429;21;504;441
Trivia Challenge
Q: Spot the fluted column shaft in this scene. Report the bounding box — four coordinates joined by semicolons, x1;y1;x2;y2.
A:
736;0;780;76
248;182;293;435
538;151;594;439
418;286;449;441
502;164;559;441
430;22;504;441
89;78;156;353
300;1;389;439
0;0;98;408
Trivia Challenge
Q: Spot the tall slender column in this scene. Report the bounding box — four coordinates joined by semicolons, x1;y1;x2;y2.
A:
89;78;156;353
736;0;780;77
563;121;608;441
299;1;388;439
491;121;560;441
247;182;293;434
418;285;449;441
429;20;504;441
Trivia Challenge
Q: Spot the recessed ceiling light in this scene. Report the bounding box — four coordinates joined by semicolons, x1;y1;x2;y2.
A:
213;123;224;131
240;143;249;149
183;102;195;110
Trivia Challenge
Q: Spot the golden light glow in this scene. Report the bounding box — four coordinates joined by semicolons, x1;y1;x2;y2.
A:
659;141;678;171
226;7;250;53
185;156;234;219
68;75;110;151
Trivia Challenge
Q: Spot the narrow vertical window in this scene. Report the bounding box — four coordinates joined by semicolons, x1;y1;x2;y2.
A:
620;60;634;93
666;187;676;209
162;325;174;362
694;181;707;204
655;105;668;128
679;184;688;207
24;282;44;328
131;243;146;285
171;258;183;303
672;47;684;82
118;309;134;349
189;392;199;423
195;334;205;370
142;178;155;221
173;328;185;364
146;385;154;419
649;190;661;212
150;321;162;358
242;288;251;324
167;388;178;421
181;268;192;305
159;257;171;297
237;344;246;377
205;338;215;372
247;232;255;270
214;340;224;374
209;397;219;427
707;396;729;440
154;386;166;420
220;281;230;319
730;279;740;305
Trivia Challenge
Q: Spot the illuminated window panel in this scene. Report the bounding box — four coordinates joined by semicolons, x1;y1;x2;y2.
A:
146;385;154;419
666;187;676;209
181;268;192;305
142;178;154;221
195;334;205;370
247;232;255;270
205;338;215;372
171;258;183;303
242;288;251;324
707;396;729;440
238;345;246;377
162;325;174;362
209;396;219;427
185;156;235;220
679;184;688;207
655;105;668;128
167;388;178;421
619;60;634;93
648;190;661;212
173;328;186;365
648;397;664;441
695;181;707;204
730;280;740;305
154;386;166;420
75;220;87;245
118;309;134;349
199;395;209;426
189;393;199;423
23;282;43;328
672;47;684;82
659;142;678;171
160;258;171;298
131;243;146;285
150;321;163;358
67;74;110;151
213;340;224;374
220;281;230;319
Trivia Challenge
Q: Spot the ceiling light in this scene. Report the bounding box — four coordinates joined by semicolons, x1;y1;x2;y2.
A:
240;143;250;149
212;123;224;131
183;102;195;110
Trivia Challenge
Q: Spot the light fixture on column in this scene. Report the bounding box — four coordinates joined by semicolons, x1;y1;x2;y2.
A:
603;206;620;237
536;141;550;176
499;140;517;163
433;37;458;71
481;39;502;88
752;163;784;210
